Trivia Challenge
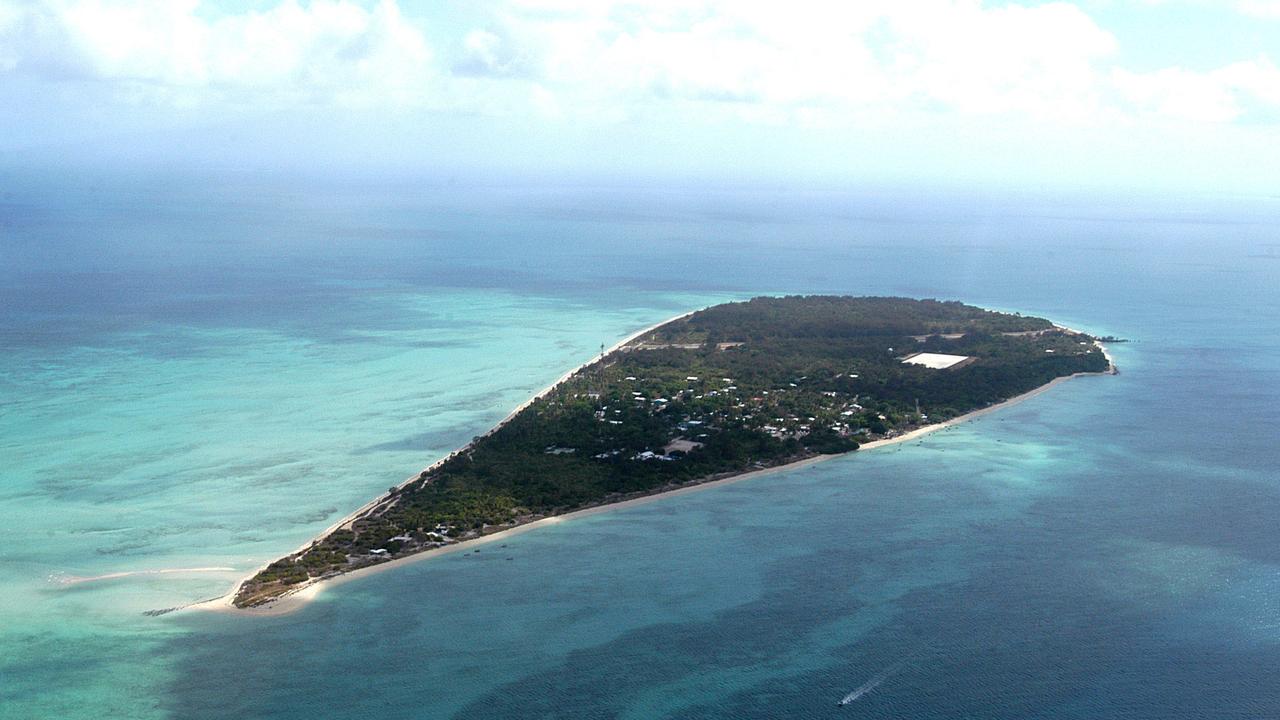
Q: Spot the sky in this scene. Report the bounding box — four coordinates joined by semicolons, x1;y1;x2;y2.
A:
2;0;1279;194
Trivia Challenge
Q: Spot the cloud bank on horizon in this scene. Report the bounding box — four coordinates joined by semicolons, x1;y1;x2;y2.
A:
2;0;1279;191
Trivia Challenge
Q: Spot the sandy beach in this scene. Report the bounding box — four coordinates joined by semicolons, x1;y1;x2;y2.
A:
191;319;1115;618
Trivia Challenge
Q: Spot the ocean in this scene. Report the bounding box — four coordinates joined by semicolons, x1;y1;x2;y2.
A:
1;173;1277;718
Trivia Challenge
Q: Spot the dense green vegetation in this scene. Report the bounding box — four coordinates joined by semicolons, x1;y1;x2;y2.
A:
235;297;1110;606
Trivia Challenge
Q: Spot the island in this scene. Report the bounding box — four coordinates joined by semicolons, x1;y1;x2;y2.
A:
232;296;1114;608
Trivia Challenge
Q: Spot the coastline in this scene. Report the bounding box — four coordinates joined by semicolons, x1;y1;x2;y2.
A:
191;330;1115;618
190;308;701;616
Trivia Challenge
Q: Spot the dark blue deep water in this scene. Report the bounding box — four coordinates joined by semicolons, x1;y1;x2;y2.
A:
2;173;1278;718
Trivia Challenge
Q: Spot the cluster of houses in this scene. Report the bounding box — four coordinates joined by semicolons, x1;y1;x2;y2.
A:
558;369;903;462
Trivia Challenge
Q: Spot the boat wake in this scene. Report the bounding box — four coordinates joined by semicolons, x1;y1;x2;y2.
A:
838;658;910;707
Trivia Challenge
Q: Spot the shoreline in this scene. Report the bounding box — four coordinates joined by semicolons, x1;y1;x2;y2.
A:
190;329;1115;618
319;308;701;539
190;308;701;616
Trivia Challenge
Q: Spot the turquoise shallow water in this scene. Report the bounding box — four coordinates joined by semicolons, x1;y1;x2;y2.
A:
1;177;1278;718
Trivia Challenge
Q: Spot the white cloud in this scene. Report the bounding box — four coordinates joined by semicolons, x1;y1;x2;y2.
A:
480;1;1119;125
1113;57;1280;123
0;0;433;106
467;1;1280;130
1;0;1278;130
1236;0;1280;19
454;28;530;78
880;2;1117;119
